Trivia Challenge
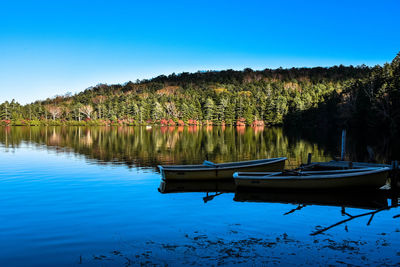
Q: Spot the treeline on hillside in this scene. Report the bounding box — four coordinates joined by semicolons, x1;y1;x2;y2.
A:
0;65;372;127
286;52;400;135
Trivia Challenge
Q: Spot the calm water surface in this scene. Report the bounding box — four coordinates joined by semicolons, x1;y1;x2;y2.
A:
0;126;399;266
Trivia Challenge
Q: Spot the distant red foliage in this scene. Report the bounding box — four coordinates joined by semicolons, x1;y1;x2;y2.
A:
1;120;11;125
177;120;185;126
160;119;168;126
251;120;264;127
168;119;176;126
236;118;246;126
187;119;198;125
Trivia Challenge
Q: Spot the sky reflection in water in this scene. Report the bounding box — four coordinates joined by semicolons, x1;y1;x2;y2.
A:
0;126;399;266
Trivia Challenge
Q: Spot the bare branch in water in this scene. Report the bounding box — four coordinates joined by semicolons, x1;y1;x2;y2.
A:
284;204;306;215
367;213;375;225
311;206;394;236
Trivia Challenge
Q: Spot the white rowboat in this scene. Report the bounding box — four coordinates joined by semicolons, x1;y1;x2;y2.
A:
158;157;286;180
233;167;390;189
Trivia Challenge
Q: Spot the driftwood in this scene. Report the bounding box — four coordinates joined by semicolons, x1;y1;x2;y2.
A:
284;204;307;215
310;205;398;236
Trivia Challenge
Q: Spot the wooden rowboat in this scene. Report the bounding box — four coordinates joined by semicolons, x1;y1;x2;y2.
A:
302;160;392;171
158;157;286;181
233;167;390;190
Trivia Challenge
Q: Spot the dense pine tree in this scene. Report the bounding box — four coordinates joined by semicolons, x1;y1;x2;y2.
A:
1;53;398;131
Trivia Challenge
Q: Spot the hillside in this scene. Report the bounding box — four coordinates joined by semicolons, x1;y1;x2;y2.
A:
0;65;374;127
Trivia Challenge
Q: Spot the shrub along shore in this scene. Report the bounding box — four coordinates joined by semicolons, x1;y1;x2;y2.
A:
0;118;266;127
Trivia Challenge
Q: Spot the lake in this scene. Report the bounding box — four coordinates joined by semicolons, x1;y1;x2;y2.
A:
0;126;399;266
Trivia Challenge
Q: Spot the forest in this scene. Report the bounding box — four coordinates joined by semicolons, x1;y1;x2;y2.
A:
286;52;400;135
0;52;399;134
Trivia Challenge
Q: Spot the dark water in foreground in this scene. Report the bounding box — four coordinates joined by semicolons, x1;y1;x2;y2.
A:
0;126;399;266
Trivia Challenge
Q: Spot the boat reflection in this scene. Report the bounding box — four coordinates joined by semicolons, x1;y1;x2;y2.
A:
159;179;400;235
158;179;235;203
158;179;236;194
159;179;397;210
234;189;391;210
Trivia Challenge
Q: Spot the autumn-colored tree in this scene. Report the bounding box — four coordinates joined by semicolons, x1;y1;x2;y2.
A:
79;105;94;119
45;105;62;120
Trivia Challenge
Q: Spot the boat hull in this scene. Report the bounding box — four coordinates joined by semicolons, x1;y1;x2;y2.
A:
234;168;389;190
159;158;286;180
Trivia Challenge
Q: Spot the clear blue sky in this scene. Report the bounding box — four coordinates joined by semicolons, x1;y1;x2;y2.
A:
0;0;399;104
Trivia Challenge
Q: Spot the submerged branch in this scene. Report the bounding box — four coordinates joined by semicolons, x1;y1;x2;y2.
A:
367;213;375;225
311;206;395;236
284;204;306;215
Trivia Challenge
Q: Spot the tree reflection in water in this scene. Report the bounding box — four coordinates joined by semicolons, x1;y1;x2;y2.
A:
0;126;333;169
